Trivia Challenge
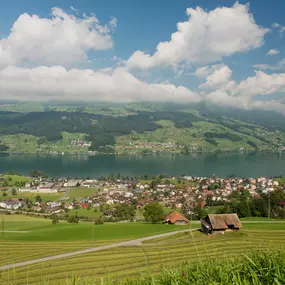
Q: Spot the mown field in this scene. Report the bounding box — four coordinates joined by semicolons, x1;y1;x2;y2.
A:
0;214;284;284
1;192;63;202
0;214;188;270
68;187;98;199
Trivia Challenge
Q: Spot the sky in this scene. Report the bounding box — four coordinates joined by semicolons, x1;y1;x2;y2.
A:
0;0;285;113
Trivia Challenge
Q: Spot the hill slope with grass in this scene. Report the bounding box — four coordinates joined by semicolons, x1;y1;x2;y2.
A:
0;102;285;154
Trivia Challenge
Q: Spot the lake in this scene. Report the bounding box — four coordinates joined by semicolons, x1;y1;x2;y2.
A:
0;152;285;178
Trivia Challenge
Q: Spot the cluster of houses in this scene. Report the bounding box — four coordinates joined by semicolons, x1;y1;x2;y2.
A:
70;139;91;148
116;141;184;153
0;175;284;216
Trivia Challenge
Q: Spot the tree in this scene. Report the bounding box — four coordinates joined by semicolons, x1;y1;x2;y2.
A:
11;188;17;196
2;191;7;197
113;204;136;221
52;218;59;224
35;195;42;203
150;180;158;189
143;202;164;224
94;217;104;225
30;170;45;178
194;206;207;220
2;180;8;187
67;215;79;224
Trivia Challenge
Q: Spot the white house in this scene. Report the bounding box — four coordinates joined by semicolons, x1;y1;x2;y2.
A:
37;183;57;193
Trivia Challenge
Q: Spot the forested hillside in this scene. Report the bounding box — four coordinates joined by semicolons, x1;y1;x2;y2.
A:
0;102;285;154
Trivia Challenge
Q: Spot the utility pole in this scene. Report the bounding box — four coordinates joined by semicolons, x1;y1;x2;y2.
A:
2;217;4;237
268;191;271;219
92;223;95;241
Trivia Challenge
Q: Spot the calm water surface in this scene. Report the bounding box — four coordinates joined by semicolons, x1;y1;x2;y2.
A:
0;153;284;178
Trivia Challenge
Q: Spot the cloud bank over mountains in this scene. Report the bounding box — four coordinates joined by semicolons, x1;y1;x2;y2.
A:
0;3;285;113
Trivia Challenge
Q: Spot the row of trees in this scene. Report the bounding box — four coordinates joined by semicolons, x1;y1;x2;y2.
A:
218;189;285;218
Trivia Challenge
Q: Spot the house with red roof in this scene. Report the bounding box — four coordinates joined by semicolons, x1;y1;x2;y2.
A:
164;211;189;225
81;203;89;209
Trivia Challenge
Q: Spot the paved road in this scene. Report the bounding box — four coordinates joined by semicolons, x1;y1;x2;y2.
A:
0;229;196;271
58;188;72;201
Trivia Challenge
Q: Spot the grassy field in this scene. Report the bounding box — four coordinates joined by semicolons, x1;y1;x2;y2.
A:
0;174;33;187
69;187;98;199
1;132;89;154
0;214;186;243
61;208;102;218
1;191;63;202
0;215;284;284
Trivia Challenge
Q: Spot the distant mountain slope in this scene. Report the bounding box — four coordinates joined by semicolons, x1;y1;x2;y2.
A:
0;102;285;154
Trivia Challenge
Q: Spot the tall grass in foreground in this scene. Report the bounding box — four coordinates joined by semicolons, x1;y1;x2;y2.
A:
106;249;285;285
2;249;285;285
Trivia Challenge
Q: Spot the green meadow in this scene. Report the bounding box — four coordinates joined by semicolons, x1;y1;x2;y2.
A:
68;187;98;199
0;214;187;243
0;214;284;284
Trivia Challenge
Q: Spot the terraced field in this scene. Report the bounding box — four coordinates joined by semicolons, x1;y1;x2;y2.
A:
0;240;121;267
1;222;284;285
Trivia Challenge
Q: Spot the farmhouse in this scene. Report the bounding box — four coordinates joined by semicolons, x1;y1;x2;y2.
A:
164;211;189;225
201;214;242;234
37;183;57;193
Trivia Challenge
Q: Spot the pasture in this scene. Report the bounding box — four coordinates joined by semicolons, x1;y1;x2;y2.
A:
68;187;98;199
0;215;284;284
2;191;63;202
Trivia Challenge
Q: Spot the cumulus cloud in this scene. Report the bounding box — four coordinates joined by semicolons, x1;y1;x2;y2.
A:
0;8;114;68
0;66;201;102
233;71;285;98
195;67;285;114
128;3;268;70
196;64;235;91
266;49;279;56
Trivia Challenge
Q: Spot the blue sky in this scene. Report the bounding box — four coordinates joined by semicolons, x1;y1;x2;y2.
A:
0;0;284;112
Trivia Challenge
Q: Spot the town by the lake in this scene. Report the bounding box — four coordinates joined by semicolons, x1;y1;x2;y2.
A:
1;172;284;221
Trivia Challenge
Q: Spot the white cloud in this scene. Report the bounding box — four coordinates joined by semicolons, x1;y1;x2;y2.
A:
204;90;251;109
266;49;279;56
195;64;224;78
0;66;201;103
252;58;285;70
252;64;282;70
196;64;235;91
0;8;114;68
272;23;285;35
128;3;268;70
233;71;285;98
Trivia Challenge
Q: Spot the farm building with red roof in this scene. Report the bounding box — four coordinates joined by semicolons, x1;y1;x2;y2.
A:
164;211;189;225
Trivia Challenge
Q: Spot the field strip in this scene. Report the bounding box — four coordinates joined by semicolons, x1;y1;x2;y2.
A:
1;230;31;233
0;229;194;271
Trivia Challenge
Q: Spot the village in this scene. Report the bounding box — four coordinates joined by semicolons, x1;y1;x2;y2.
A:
0;173;284;224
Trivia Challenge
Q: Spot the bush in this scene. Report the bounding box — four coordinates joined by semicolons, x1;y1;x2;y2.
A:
52;218;59;224
94;217;104;225
67;215;79;224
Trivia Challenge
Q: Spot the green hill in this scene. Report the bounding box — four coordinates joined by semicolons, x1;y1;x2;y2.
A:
0;102;285;154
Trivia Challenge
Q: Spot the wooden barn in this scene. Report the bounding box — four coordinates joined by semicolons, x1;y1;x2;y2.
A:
164;211;189;225
201;214;242;234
